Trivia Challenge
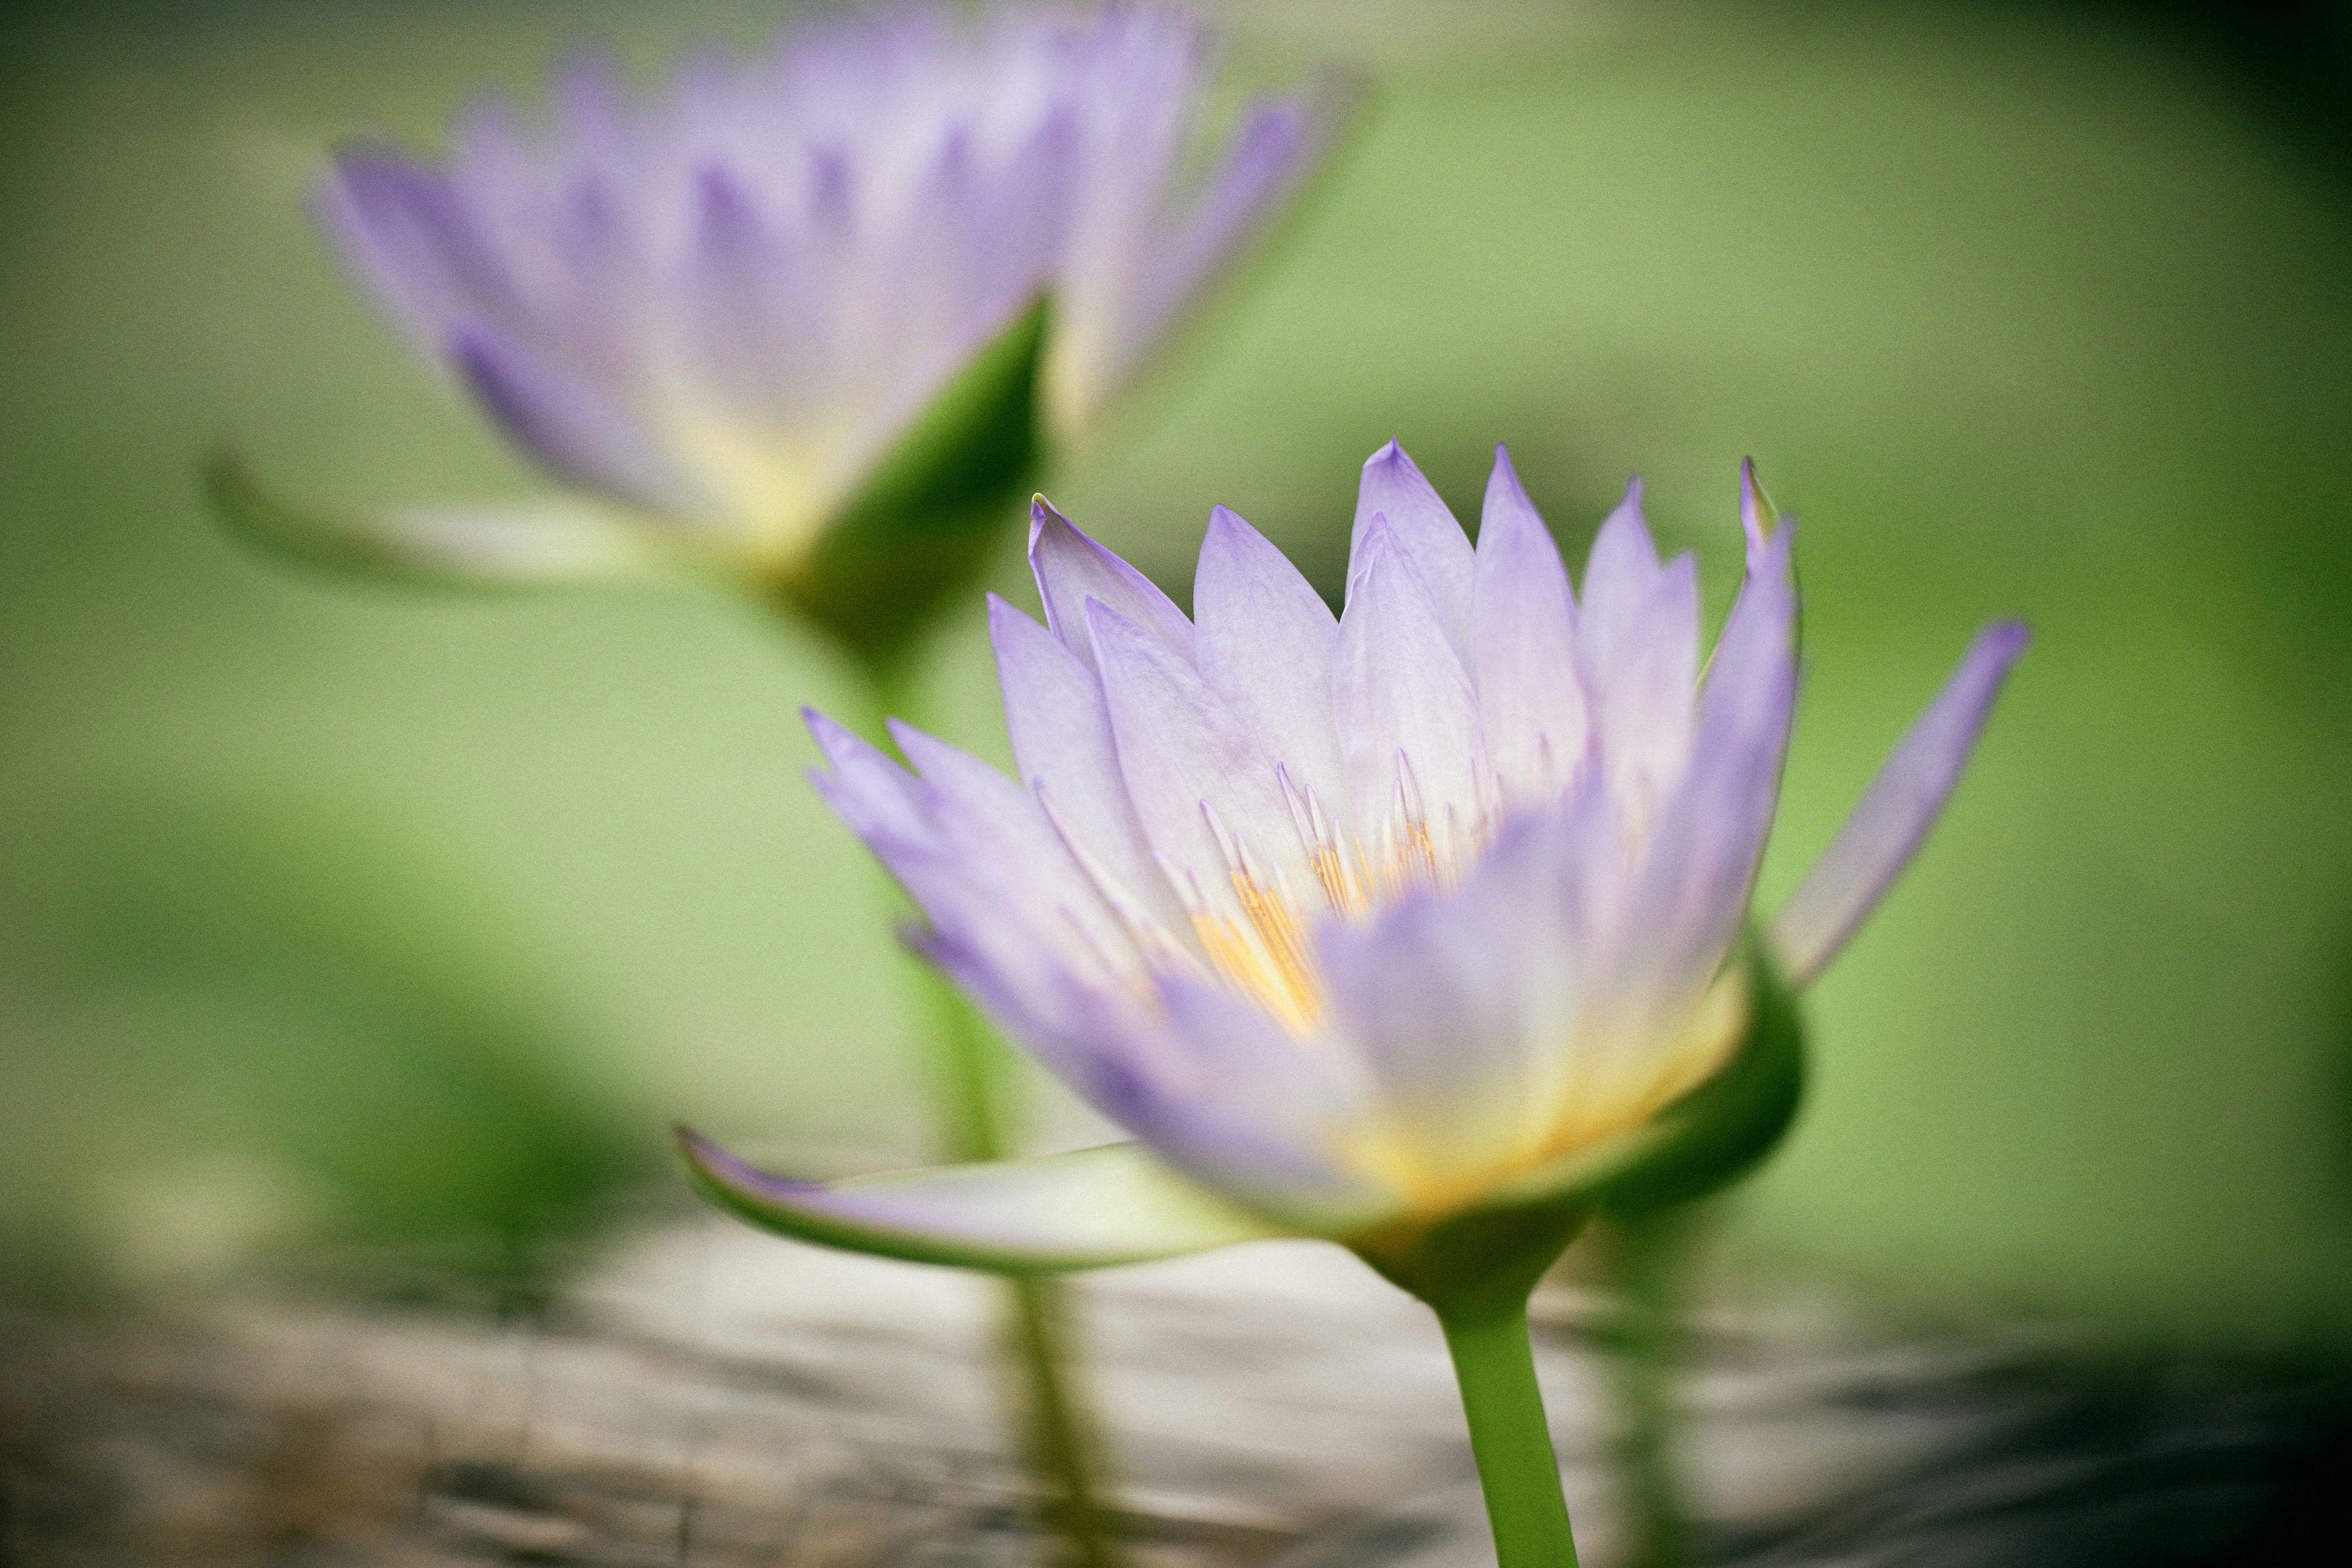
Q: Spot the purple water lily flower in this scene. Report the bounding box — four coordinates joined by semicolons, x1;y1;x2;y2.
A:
300;4;1340;585
684;444;2026;1263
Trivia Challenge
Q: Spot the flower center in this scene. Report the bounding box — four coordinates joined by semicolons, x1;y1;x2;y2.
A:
1175;758;1505;1038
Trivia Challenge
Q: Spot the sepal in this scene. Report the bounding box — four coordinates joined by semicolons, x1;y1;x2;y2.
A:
677;1130;1284;1274
203;451;660;589
1592;943;1805;1215
775;301;1049;674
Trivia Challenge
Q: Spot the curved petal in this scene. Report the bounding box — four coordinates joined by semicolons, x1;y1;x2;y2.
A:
448;322;711;521
1335;518;1483;853
1589;548;1699;827
1770;620;2030;986
1085;598;1307;907
1473;446;1588;804
1623;524;1798;1006
1193;504;1347;812
1110;976;1392;1233
1351;441;1473;655
1577;477;1659;649
317;147;524;352
1029;496;1194;669
987;595;1185;938
1317;837;1567;1200
679;1132;1286;1273
204;452;663;588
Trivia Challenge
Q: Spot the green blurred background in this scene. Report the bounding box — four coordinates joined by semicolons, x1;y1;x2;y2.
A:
4;0;2350;1342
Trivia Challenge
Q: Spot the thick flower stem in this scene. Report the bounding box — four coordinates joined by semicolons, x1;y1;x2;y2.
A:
1441;1305;1581;1568
848;654;1124;1568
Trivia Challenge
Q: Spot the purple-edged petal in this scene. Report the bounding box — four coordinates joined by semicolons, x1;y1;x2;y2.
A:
1473;446;1589;804
1054;87;1341;432
887;720;1133;966
1623;525;1798;1008
803;709;933;848
1084;598;1304;907
1351;442;1474;655
1115;976;1392;1231
1193;504;1347;813
1588;548;1700;827
679;1132;1284;1273
1335;519;1483;851
450;322;710;521
1770;620;2030;987
1578;477;1659;644
1029;497;1195;668
1320;885;1547;1166
987;595;1185;937
318;148;522;350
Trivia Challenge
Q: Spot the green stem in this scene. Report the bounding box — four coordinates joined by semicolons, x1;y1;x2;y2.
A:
1602;1213;1697;1568
1008;1274;1119;1568
1441;1305;1581;1568
847;655;1122;1568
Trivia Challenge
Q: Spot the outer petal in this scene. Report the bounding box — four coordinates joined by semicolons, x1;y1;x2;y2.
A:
1193;505;1348;813
1623;525;1799;1006
1770;620;2030;986
449;322;712;521
888;719;1131;969
1029;497;1195;668
802;709;935;849
317;148;522;352
1472;446;1589;804
204;453;663;587
679;1133;1286;1273
1351;442;1474;655
1115;976;1393;1232
1335;519;1485;851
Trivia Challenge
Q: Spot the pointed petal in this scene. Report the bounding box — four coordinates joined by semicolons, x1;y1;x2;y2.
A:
987;595;1183;935
317;146;522;352
1770;620;2030;987
448;322;709;519
1578;477;1660;651
887;720;1133;964
1335;519;1483;849
1028;497;1194;669
203;452;662;588
1351;442;1474;655
1588;549;1700;826
1193;505;1347;810
1623;526;1799;1006
1739;458;1777;575
679;1133;1284;1273
802;708;933;848
1085;598;1305;903
1046;86;1338;434
1473;447;1588;804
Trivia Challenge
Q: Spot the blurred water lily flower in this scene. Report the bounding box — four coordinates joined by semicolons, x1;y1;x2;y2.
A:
215;4;1343;667
683;443;2027;1286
